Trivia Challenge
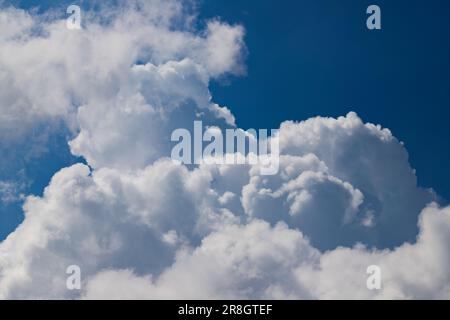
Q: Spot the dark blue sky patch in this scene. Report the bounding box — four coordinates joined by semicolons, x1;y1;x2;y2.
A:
199;0;450;202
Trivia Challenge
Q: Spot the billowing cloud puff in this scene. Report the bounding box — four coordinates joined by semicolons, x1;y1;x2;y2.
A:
84;204;450;300
0;0;448;300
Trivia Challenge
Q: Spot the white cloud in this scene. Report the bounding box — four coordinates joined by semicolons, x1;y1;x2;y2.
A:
0;0;241;151
277;113;436;249
0;180;25;204
83;220;319;300
84;204;450;300
296;204;450;299
0;0;448;300
0;7;33;42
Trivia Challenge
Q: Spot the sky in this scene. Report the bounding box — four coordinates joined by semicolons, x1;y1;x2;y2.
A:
12;0;450;195
199;0;450;201
2;0;449;239
0;0;450;299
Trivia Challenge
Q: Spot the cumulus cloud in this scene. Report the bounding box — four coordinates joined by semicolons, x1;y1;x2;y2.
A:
0;0;448;300
83;220;320;300
84;205;450;300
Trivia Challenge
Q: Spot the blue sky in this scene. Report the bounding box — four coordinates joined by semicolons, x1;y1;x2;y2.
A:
2;0;450;299
1;0;450;241
199;0;450;202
